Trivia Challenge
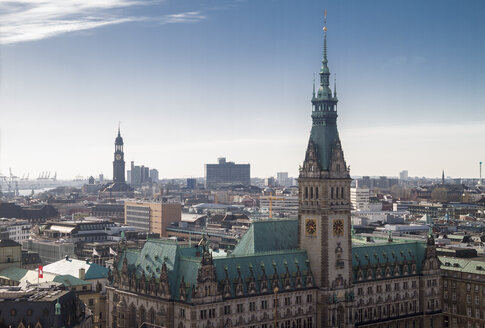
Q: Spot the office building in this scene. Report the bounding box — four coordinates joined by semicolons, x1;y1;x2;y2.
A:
124;201;182;237
350;187;370;211
205;157;250;189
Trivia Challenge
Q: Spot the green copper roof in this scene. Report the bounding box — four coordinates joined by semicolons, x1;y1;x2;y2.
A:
116;220;313;301
232;219;298;256
352;240;427;281
439;256;485;275
52;275;91;287
214;249;311;295
0;267;28;282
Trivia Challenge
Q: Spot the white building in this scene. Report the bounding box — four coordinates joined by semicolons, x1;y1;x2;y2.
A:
0;219;31;242
259;195;298;216
350;187;370;210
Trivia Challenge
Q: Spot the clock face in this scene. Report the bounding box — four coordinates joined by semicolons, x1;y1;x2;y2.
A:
115;154;122;160
305;219;317;236
333;219;344;237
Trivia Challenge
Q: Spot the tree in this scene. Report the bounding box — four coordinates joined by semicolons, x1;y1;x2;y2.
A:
431;187;448;203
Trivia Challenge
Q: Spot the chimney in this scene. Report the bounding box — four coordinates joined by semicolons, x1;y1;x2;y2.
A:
79;268;86;280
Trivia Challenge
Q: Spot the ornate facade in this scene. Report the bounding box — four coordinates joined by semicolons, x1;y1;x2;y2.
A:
106;16;442;328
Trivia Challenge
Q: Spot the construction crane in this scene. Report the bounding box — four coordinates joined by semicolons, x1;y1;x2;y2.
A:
259;195;286;218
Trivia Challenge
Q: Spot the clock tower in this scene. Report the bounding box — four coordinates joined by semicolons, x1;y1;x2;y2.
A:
298;13;353;327
113;127;126;183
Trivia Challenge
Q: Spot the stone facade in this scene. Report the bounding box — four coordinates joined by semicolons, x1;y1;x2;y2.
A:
441;257;485;328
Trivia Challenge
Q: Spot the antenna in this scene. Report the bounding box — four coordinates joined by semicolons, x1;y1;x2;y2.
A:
480;161;483;185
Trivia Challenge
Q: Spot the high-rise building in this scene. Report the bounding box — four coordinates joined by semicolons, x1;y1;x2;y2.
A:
128;161;154;187
149;169;159;183
399;170;409;181
204;157;250;189
276;172;293;186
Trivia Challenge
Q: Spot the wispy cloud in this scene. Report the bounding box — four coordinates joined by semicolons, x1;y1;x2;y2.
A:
0;1;207;45
162;11;206;24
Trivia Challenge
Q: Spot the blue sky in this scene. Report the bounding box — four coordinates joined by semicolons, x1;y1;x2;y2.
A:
1;0;484;180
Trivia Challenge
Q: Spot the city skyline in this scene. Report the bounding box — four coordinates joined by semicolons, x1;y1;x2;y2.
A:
1;0;484;180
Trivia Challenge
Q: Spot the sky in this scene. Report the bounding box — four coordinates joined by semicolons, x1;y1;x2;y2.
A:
0;0;484;180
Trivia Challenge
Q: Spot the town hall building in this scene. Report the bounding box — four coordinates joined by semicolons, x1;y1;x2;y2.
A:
106;17;442;328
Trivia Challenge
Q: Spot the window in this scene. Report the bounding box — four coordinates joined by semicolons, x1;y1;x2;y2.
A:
394;283;400;291
249;302;256;311
307;294;313;303
223;305;231;315
412;281;417;288
180;308;185;318
357;288;363;296
261;300;268;310
208;309;215;319
467;283;471;291
403;282;408;289
200;310;207;319
296;296;302;304
367;286;373;295
284;297;291;306
386;284;391;292
89;299;94;306
377;285;382;293
236;304;244;313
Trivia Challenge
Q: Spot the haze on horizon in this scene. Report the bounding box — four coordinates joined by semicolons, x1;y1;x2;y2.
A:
0;0;484;181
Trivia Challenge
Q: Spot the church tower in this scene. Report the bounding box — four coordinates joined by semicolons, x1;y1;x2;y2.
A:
298;12;353;327
113;127;126;183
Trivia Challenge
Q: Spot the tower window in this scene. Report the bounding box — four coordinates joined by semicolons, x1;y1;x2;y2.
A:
331;187;334;199
315;187;318;199
310;187;313;199
305;187;308;199
341;187;344;199
336;187;339;199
